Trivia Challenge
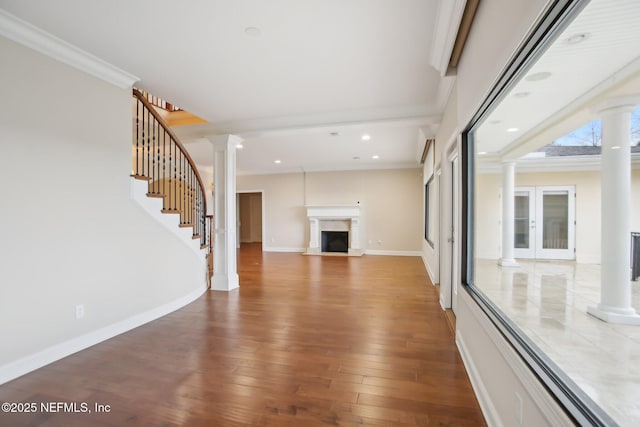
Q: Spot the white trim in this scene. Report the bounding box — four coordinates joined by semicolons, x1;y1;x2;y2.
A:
364;250;422;256
429;0;467;76
422;253;437;285
477;153;640;174
456;332;503;427
0;9;138;88
263;246;305;253
0;284;207;385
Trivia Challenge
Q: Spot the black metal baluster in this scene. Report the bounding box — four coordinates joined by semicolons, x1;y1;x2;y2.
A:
134;99;139;176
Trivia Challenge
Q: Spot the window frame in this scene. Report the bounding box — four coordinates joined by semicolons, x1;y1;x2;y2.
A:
461;0;615;425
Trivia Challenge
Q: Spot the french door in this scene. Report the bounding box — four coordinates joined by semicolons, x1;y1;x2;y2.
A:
513;186;575;260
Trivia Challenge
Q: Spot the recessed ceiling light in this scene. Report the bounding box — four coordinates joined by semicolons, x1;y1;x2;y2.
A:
353;156;360;160
507;128;520;132
244;27;261;38
513;91;531;98
274;159;281;164
611;146;620;150
330;132;340;137
478;151;488;155
489;120;502;125
372;155;379;159
566;33;590;45
362;134;371;141
526;72;552;82
236;143;243;149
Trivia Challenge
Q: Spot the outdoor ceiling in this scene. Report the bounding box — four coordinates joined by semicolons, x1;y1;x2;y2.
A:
475;0;640;160
0;0;459;174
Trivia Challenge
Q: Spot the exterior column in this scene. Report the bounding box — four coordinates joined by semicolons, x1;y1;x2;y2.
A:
211;134;242;292
588;95;640;324
499;161;518;267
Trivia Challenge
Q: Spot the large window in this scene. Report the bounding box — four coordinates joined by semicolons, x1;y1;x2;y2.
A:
464;0;640;425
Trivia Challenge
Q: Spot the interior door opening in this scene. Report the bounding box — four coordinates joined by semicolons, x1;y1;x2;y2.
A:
238;192;263;245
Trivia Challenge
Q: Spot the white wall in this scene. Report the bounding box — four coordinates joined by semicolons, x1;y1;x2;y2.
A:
423;0;578;425
0;36;206;379
237;168;423;254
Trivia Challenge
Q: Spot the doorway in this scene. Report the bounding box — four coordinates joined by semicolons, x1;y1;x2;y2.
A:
513;186;575;260
238;192;263;245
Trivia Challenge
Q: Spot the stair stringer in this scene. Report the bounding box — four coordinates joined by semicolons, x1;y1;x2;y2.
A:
130;177;206;261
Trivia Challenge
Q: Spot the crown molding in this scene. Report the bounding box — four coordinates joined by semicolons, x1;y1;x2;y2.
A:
429;0;467;77
0;9;138;89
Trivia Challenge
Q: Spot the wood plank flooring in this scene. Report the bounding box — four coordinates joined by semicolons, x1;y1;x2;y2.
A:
0;244;486;426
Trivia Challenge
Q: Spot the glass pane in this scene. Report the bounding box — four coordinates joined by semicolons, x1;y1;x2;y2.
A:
542;193;568;249
514;194;530;248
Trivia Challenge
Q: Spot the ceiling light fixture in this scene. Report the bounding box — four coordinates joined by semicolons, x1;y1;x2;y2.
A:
330;132;340;137
526;71;552;82
236;143;243;149
478;151;488;155
372;155;379;159
244;27;261;38
611;146;621;150
507;128;520;132
362;134;371;141
274;159;281;164
566;33;590;45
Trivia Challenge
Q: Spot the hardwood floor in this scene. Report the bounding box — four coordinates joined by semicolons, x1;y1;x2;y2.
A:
0;244;486;426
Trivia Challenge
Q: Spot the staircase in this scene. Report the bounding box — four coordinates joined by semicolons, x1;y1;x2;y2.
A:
131;89;212;284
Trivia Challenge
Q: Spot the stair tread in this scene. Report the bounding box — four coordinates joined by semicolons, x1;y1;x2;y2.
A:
179;223;194;228
131;174;152;181
146;193;165;198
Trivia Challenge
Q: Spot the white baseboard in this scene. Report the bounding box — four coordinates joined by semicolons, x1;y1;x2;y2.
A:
364;250;422;256
456;332;503;427
263;247;305;253
0;284;207;385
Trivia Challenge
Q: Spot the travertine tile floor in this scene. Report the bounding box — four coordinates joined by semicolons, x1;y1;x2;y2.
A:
475;259;640;426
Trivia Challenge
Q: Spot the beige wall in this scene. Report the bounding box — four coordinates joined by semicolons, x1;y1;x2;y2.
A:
475;168;640;263
237;168;423;253
0;36;205;374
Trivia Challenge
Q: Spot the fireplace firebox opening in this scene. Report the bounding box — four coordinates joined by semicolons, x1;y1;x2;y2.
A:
321;231;349;253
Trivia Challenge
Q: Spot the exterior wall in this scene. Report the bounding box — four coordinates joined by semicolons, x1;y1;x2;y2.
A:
0;36;206;378
475;168;640;263
237;168;423;254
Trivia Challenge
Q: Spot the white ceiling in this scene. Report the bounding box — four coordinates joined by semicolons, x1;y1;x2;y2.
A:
0;0;457;174
476;0;640;159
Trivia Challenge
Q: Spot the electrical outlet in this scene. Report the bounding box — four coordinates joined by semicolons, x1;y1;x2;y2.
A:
75;304;85;320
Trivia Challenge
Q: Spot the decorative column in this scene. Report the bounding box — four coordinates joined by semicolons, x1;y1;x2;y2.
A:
211;134;242;292
499;161;518;267
588;95;640;324
307;218;320;254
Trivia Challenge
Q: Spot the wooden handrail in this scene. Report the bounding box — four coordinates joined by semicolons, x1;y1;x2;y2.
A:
132;89;207;216
132;88;210;251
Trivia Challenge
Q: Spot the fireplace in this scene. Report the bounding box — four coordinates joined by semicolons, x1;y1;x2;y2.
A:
304;205;362;256
322;231;349;253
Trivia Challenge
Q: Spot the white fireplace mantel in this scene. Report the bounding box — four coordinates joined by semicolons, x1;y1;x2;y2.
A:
304;205;362;256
